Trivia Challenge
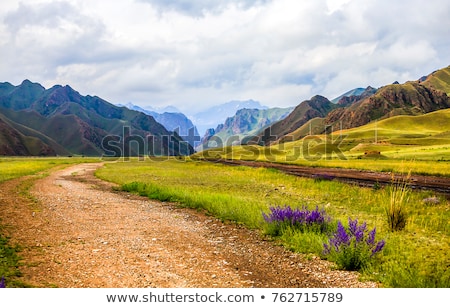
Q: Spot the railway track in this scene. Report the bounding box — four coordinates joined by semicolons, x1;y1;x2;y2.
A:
205;159;450;197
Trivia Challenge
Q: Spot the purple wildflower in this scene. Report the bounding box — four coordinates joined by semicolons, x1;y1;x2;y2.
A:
334;221;351;246
0;277;5;288
263;205;330;234
324;221;351;253
348;218;367;243
263;205;329;225
371;240;386;256
366;227;377;246
323;243;331;254
323;218;386;270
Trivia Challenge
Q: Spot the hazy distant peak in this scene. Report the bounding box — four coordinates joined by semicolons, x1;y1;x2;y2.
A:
331;87;369;103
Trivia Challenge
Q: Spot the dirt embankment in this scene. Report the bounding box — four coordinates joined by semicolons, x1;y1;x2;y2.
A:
213;159;450;197
0;163;377;288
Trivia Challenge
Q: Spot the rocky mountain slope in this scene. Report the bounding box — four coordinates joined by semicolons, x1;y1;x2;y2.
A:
0;115;56;156
248;65;450;145
200;106;293;150
421;65;450;95
324;81;450;131
0;80;193;156
248;95;337;145
118;102;200;148
192;99;267;137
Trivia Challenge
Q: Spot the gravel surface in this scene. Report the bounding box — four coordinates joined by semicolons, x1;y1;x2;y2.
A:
0;163;378;288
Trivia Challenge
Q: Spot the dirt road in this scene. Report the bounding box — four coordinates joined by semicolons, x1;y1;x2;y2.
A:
0;163;377;288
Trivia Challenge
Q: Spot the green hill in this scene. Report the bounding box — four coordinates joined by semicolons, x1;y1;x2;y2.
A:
194;65;450;162
324;81;450;131
422;65;450;95
269;66;450;144
196;108;450;162
282;109;450;157
338;109;450;153
0;113;59;156
276;117;326;143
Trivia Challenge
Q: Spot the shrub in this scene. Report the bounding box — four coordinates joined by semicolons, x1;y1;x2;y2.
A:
323;218;385;271
262;205;331;236
385;172;411;232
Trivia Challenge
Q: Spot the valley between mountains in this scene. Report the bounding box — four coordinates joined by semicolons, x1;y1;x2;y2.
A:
0;163;377;288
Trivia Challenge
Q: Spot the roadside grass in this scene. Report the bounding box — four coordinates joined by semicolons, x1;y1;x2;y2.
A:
96;158;450;288
0;235;24;288
0;157;99;183
0;156;98;287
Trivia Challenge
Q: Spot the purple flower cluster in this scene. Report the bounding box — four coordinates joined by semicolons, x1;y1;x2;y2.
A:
0;276;5;288
263;205;330;229
323;218;385;257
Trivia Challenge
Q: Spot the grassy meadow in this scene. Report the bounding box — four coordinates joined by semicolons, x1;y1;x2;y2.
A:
96;157;450;288
0;156;99;183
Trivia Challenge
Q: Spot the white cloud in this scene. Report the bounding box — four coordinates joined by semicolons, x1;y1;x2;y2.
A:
0;0;449;114
326;0;352;14
136;0;269;16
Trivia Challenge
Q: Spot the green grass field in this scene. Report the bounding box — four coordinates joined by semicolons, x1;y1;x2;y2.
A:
96;158;450;287
0;157;99;183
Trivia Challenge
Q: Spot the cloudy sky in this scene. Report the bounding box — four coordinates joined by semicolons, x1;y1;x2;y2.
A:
1;0;449;115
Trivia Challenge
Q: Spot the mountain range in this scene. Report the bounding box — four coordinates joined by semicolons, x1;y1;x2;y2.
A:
118;102;200;148
198;66;450;149
191;99;268;137
199;106;294;150
0;80;193;156
247;65;450;146
1;65;449;157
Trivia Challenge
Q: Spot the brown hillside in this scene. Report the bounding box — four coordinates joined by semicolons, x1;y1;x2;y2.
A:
249;95;336;145
0;116;56;156
324;81;450;130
